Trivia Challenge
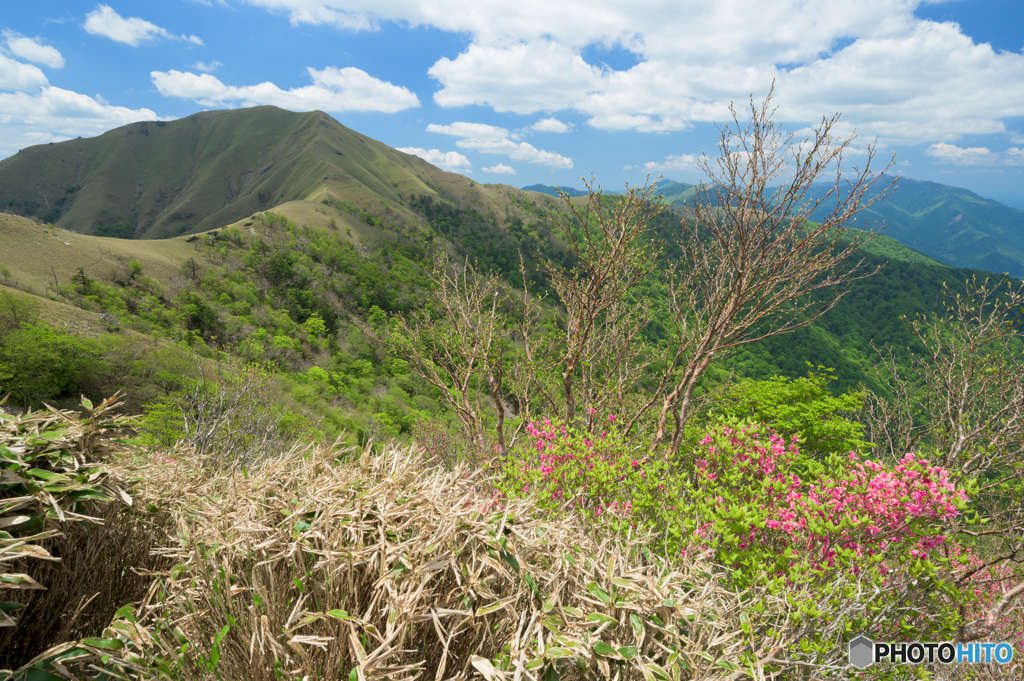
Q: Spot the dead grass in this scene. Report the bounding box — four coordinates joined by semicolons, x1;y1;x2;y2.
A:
0;213;197;298
0;396;173;668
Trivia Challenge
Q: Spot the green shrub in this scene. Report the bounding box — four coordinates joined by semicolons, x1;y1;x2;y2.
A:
715;367;870;457
0;325;101;408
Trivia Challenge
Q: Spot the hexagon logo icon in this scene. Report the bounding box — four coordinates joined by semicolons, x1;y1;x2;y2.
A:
849;635;874;669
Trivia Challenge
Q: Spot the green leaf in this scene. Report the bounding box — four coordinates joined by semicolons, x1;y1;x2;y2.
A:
618;646;638;660
81;637;125;649
586;584;611;604
23;668;65;681
593;642;618;657
327;609;352;620
27;469;61;481
523;573;540;598
544;647;573;659
114;604;136;623
499;550;520;573
586;613;617;626
630;613;643;637
646;661;673;681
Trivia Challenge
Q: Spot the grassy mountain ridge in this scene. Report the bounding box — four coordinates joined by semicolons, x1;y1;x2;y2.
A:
0;106;528;240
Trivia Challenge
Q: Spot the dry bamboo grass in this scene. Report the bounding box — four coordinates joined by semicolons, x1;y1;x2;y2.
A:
18;442;803;680
0;498;171;668
0;395;174;669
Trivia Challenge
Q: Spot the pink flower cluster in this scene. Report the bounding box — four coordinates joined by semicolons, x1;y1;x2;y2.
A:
521;416;631;515
697;425;967;573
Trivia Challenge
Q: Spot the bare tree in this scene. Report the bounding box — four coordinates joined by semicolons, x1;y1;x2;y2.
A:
523;179;665;431
652;88;896;453
867;275;1024;641
370;255;512;456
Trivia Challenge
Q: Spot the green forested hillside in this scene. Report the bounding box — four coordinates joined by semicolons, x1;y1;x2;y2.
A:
0;178;1006;440
1;105;1018;429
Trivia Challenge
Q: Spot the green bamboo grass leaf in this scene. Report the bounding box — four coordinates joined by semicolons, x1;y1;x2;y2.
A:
586;583;611;604
630;612;643;637
499;550;520;573
22;668;64;681
81;637;125;649
543;647;572;659
593;642;619;658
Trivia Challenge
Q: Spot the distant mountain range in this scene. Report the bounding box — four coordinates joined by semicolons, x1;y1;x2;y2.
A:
527;177;1024;279
803;177;1024;278
521;184;588;198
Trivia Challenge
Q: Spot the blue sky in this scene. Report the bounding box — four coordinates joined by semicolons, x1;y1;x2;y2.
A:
2;1;1024;206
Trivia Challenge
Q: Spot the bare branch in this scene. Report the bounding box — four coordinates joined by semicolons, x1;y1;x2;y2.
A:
654;86;895;453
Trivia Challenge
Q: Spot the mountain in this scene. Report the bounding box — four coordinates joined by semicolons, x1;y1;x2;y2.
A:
653;180;695;205
0;106;522;239
521;184;587;198
6;108;1020;279
650;175;1024;278
804;177;1024;278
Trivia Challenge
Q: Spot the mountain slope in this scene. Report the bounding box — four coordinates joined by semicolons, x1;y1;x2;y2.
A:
803;176;1024;278
0;106;518;239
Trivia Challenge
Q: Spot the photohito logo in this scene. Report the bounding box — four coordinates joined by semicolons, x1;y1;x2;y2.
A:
849;635;1014;669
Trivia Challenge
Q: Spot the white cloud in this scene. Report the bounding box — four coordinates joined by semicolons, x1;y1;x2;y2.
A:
430;40;602;114
192;60;222;73
426;119;573;168
0;53;48;91
637;153;698;172
1007;148;1024;165
84;4;203;46
396;147;472;172
0;85;163;159
531;117;572;133
426;121;509;138
482;163;515;174
227;1;1024;145
3;32;65;69
457;137;573;168
925;142;1024;166
151;66;419;113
